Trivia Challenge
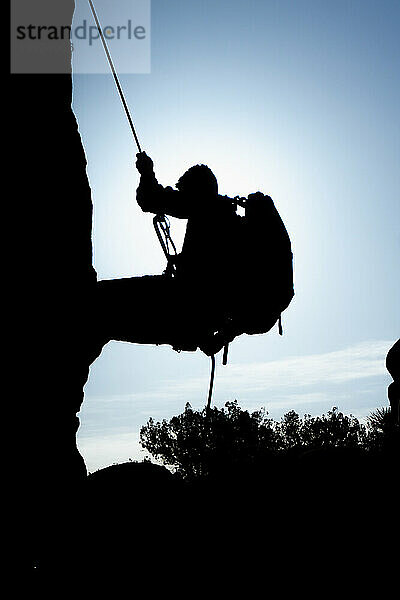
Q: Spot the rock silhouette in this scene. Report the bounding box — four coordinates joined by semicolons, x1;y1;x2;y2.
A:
387;338;400;425
12;0;102;573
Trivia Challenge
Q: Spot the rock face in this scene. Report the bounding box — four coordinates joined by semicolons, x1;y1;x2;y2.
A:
387;339;400;425
10;1;103;567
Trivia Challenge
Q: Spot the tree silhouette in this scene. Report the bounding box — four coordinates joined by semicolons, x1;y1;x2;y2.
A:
367;406;392;431
366;406;399;456
140;401;371;480
140;401;277;479
277;407;368;450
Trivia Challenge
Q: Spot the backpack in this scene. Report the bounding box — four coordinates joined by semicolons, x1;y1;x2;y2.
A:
231;192;294;336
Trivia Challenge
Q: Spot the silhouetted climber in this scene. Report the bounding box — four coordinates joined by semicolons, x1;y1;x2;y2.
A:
97;151;293;363
87;3;294;359
135;151;294;355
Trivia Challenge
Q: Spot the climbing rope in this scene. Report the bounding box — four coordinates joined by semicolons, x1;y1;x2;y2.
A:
88;0;142;152
206;354;216;416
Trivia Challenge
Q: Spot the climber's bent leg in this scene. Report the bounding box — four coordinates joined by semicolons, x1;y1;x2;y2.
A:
96;275;217;351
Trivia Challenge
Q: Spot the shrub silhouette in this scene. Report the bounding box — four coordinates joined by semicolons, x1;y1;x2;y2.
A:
140;401;373;481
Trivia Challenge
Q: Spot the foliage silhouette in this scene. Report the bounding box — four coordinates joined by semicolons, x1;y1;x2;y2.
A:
140;400;381;481
141;401;280;479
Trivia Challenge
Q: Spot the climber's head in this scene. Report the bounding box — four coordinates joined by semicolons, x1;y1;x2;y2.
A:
176;164;218;199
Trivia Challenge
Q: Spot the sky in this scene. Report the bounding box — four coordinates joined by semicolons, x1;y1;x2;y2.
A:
71;0;400;472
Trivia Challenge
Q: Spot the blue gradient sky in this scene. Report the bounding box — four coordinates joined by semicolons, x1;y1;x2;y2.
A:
72;0;399;472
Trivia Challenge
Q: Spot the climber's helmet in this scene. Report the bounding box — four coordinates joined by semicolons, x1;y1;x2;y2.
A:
176;164;218;199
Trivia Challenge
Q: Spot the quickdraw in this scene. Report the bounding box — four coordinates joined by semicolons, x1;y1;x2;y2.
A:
153;214;178;277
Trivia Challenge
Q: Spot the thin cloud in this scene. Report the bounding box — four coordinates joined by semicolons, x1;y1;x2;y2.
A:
153;339;392;398
217;339;391;391
83;339;392;405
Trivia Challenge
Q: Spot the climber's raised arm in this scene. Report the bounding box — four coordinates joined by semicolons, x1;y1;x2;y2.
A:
135;152;190;218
